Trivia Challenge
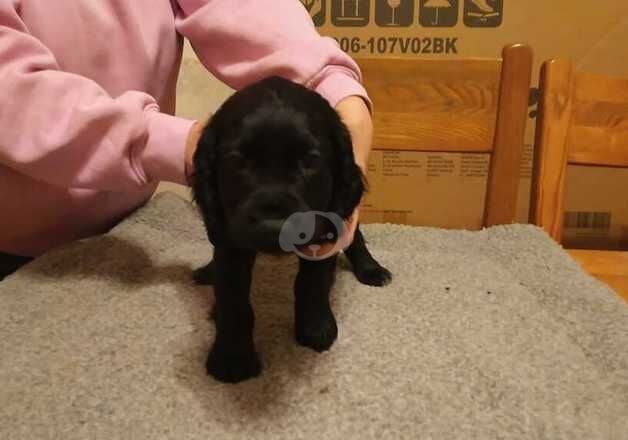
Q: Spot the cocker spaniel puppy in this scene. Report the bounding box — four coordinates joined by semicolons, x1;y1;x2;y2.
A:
192;76;391;383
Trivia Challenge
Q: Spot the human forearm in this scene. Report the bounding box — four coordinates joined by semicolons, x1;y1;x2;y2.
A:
335;95;373;172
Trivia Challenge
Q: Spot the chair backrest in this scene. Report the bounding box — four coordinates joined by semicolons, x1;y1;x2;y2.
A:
357;44;533;227
529;59;628;242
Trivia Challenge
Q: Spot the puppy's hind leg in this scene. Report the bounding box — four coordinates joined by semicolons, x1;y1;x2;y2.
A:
343;225;392;287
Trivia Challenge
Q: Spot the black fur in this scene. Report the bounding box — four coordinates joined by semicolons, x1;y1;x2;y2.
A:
191;76;391;383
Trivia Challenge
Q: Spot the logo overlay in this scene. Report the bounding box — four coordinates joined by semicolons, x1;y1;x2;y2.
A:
279;211;346;261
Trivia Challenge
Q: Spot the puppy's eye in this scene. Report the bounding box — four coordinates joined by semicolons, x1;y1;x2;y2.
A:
301;151;322;169
225;151;246;167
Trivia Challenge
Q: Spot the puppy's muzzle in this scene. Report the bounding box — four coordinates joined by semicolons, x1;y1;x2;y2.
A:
232;187;309;252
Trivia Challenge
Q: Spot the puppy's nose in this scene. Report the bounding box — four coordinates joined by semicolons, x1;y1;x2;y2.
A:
247;190;301;223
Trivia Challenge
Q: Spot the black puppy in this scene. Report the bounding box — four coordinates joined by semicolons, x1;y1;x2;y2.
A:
191;76;391;383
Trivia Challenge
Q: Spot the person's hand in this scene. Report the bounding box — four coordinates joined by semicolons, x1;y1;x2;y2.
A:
297;95;373;259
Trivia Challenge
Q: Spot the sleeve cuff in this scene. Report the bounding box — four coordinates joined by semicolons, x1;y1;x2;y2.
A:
312;70;373;114
141;110;197;186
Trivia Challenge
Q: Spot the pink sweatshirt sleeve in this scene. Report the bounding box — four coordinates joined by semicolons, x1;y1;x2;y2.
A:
0;3;195;190
174;0;371;111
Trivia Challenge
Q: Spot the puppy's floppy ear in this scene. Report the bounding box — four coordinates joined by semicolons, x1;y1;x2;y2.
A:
191;123;224;245
328;115;366;220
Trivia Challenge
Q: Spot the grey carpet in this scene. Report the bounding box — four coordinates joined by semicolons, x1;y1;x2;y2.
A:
1;192;627;440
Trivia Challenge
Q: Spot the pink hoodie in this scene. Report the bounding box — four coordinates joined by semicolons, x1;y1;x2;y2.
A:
0;0;369;257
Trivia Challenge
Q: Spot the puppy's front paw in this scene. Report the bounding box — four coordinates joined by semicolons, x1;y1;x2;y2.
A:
354;262;392;287
296;310;338;352
206;347;261;383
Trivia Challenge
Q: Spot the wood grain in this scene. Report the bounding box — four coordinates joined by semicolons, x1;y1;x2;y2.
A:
567;81;628;167
567;126;628;167
484;44;533;226
366;112;497;152
358;57;502;152
529;59;574;242
571;101;628;129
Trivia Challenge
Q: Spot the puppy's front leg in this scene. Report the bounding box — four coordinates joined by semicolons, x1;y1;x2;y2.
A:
294;255;338;352
206;246;261;383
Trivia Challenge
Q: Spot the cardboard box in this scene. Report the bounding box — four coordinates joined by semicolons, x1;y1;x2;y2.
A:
301;0;628;250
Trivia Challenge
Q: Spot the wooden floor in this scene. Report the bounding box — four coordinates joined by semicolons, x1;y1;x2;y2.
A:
567;250;628;302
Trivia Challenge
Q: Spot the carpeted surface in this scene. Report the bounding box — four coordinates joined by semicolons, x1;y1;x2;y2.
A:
1;192;627;439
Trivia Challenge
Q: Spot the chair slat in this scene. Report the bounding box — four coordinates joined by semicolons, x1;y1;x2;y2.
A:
529;59;575;242
485;44;534;226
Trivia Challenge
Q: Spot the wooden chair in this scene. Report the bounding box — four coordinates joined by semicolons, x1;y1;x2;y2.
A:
357;44;533;227
530;58;628;301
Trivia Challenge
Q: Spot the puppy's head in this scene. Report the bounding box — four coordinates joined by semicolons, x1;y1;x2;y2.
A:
191;76;365;254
